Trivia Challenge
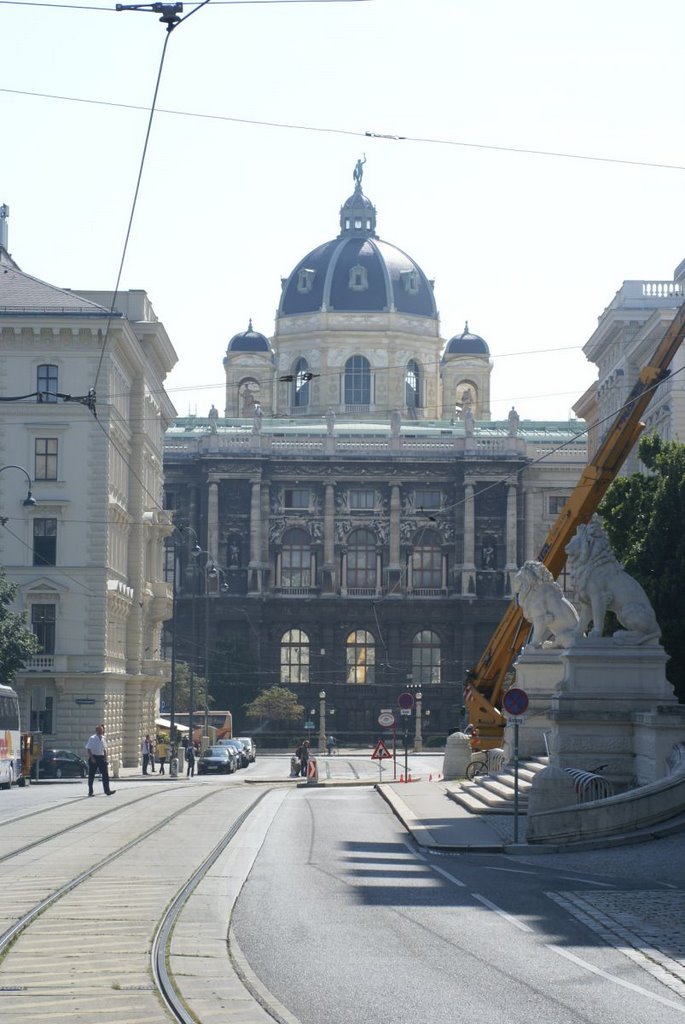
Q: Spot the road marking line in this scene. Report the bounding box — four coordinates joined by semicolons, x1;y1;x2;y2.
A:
404;840;466;887
471;893;534;932
546;945;685;1013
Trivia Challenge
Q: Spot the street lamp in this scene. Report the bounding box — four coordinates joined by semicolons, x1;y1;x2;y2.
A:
0;465;36;507
414;690;423;752
318;689;326;752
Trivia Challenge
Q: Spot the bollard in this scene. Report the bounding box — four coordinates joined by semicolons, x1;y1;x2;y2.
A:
169;757;179;778
306;757;318;784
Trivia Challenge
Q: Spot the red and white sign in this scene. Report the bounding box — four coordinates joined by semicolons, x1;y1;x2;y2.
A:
371;739;392;761
378;712;395;727
306;758;318;783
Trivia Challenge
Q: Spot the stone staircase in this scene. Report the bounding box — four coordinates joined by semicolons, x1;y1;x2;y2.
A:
447;757;548;815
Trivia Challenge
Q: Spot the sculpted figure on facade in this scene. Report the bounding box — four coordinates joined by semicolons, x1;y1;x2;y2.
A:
326;407;336;435
513;561;579;648
507;405;520;436
252;402;263;434
390;409;402;436
463;406;475;436
208;404;219;433
565;516;660;643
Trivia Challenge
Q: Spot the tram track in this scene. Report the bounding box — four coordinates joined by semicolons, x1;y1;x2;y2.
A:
0;781;286;1024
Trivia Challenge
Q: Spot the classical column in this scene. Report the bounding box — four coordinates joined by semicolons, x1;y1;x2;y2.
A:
505;479;518;595
524;485;537;561
387;483;402;594
249;478;262;593
207;480;219;560
323;482;335;594
461;480;476;595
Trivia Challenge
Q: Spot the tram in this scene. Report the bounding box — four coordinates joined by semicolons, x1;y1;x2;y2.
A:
0;684;21;789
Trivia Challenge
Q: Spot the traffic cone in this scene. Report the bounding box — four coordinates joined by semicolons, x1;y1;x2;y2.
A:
429;773;432;782
399;772;405;783
408;772;413;782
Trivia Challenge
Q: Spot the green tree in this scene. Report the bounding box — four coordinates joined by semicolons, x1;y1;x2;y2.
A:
160;661;212;714
245;686;305;722
599;434;685;703
0;570;40;681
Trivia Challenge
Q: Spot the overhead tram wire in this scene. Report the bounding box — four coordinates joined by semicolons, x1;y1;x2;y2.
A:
3;86;685;175
0;0;367;7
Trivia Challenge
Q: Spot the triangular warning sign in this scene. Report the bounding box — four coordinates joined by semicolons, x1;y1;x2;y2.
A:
371;739;391;760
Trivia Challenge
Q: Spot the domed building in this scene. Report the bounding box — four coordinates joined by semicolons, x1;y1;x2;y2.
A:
163;164;586;744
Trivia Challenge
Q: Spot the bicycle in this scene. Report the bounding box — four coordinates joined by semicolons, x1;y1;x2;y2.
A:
465;751;489;781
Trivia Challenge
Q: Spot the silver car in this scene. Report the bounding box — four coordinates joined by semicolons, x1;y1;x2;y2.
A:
236;736;257;762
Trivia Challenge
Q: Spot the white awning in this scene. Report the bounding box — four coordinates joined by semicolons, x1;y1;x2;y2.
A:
155;717;189;733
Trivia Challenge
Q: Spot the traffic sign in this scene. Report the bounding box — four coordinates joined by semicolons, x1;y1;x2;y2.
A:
399;708;412;716
304;720;315;730
371;739;392;760
506;716;525;726
378;712;395;727
502;687;529;716
397;692;414;710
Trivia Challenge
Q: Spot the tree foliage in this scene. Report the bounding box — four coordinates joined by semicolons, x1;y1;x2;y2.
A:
245;686;305;722
0;571;40;683
599;435;685;703
160;661;213;715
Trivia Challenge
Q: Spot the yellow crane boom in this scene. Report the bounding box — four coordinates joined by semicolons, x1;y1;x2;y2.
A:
467;298;685;747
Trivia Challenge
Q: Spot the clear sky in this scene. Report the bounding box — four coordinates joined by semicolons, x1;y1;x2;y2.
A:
3;0;685;422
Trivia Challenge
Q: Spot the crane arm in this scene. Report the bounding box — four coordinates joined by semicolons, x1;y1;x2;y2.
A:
466;297;685;747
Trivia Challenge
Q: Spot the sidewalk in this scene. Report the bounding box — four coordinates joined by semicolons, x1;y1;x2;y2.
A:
377;780;509;852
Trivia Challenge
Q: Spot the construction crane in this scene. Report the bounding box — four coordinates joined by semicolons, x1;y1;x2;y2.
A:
466;298;685;749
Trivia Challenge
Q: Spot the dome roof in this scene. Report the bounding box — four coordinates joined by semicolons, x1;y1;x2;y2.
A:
227;319;271;353
445;322;490;356
278;170;437;320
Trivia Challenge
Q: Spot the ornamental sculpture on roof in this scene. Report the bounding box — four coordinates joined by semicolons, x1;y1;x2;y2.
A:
353;155;366;189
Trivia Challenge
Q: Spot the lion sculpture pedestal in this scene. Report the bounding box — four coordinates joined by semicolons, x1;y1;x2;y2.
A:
505;648;566;761
548;640;677;789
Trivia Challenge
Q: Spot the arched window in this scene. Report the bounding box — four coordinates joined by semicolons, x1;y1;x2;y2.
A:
412;630;441;685
411;530;442;590
282;528;311;588
346;629;375;684
280;629;310;684
405;359;421;409
347;529;377;590
292;358;310;408
344;355;371;406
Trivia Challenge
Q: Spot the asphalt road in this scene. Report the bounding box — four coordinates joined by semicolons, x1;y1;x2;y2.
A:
232;784;685;1024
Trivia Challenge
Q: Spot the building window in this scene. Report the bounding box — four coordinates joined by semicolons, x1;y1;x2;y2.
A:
31;604;56;654
347;529;377;589
33;518;57;567
344;355;371;406
280;629;310;684
548;495;567;516
414;488;441;511
411;531;442;589
282;529;311;588
35;438;58;480
401;270;420;295
37;364;58;403
293;358;311;408
297;268;315;294
284;488;309;510
349;489;374;510
412;630;441;685
405;360;421;409
348;264;368;291
346;629;375;684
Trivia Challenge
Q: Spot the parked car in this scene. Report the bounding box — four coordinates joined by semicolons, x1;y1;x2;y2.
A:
32;749;88;779
236;737;257;762
197;746;237;775
217;738;248;768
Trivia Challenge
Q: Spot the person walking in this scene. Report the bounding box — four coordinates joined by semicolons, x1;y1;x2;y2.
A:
297;739;310;777
141;734;153;775
185;742;195;778
326;734;336;756
85;724;115;797
156;736;169;775
149;737;156;773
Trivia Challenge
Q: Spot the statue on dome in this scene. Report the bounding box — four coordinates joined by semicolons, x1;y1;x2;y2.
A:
353;155;366;188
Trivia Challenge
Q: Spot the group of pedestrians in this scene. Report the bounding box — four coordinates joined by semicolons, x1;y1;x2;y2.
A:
140;734;170;775
291;735;338;777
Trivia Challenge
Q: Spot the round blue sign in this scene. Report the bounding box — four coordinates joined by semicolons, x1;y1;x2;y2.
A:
502;687;529;715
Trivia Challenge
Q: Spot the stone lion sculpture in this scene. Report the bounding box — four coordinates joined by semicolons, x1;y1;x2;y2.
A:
512;561;579;648
565;516;660;643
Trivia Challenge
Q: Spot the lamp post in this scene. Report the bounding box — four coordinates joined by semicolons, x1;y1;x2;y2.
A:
414;690;423;752
0;465;36;507
318;689;326;752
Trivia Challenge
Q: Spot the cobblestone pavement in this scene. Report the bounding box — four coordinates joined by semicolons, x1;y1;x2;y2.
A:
546;890;685;997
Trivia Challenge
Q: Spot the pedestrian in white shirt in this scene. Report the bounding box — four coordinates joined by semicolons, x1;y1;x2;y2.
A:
85;724;115;797
141;734;153;775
